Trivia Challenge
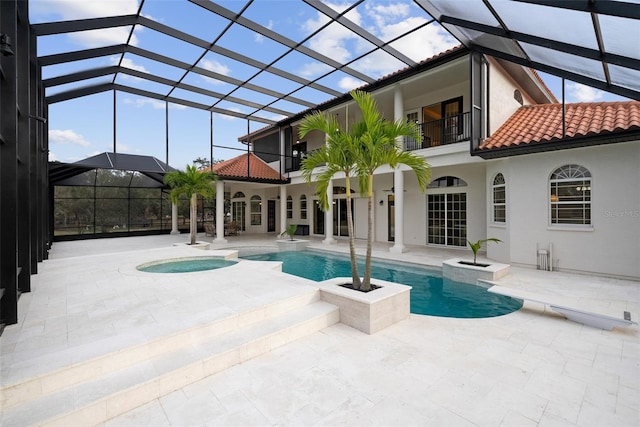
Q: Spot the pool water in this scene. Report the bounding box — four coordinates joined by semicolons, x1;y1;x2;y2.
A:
241;250;521;318
137;257;237;273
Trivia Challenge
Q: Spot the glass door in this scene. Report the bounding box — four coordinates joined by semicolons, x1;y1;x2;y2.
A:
388;194;395;242
313;199;324;235
427;193;466;246
332;199;352;237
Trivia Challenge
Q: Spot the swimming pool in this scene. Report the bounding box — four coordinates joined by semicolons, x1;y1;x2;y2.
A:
137;257;237;273
240;250;521;318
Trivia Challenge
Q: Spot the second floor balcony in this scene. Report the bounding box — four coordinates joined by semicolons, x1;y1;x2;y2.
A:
286;111;472;172
404;111;471;151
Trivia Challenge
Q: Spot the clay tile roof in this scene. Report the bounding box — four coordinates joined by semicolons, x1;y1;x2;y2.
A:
479;100;640;151
210;152;287;183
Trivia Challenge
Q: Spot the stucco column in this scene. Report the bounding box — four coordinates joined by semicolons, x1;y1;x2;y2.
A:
214;180;227;243
390;84;407;253
390;168;406;253
170;203;179;234
280;185;287;234
323;180;336;244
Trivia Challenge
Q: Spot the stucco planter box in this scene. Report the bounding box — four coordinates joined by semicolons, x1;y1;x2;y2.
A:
317;277;411;334
442;258;509;284
276;239;309;251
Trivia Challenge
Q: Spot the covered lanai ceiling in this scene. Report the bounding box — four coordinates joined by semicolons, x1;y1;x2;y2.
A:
34;0;640;129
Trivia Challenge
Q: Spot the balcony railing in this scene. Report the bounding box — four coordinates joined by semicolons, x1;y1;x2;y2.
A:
404;111;471;151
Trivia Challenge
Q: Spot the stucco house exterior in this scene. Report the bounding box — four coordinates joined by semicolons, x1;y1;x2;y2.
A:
209;46;640;281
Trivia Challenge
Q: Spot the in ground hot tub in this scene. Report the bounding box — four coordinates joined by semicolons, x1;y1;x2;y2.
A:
137;257;237;273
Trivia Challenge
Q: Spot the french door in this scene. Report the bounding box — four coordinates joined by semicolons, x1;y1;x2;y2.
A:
427;193;466;246
332;199;352;237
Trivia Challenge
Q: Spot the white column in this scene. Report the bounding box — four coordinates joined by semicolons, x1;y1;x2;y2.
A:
391;168;406;253
170;203;179;234
280;128;286;175
323;180;336;244
391;84;406;253
214;180;227;243
279;185;287;235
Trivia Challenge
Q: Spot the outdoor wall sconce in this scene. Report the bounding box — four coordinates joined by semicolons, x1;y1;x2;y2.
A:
379;200;384;206
0;34;14;56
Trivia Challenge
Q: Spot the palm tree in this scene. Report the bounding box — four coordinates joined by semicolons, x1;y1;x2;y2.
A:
300;90;431;291
164;164;217;245
351;90;431;290
299;112;363;288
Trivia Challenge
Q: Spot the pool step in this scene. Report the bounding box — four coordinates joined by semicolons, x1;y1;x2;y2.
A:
1;292;338;426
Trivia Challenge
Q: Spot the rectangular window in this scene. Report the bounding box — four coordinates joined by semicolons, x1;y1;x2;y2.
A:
250;199;261;226
550;180;591;225
300;196;307;220
287;197;293;219
493;182;506;223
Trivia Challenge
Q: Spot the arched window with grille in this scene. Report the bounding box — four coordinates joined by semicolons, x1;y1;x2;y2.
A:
549;165;591;225
492;173;506;223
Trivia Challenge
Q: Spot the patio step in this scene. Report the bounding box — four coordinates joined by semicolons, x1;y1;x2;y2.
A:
1;294;338;426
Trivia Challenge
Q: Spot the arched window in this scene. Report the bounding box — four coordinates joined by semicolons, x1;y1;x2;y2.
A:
300;195;307;220
232;191;245;198
428;176;468;188
549;165;591;225
492;173;506;223
286;195;293;219
250;195;261;226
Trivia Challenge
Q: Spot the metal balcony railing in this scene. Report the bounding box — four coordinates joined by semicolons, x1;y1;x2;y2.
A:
404;111;471;151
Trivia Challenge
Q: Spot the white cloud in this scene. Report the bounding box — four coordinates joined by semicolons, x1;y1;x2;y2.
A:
31;0;140;48
216;108;244;121
113;57;147;73
118;143;130;152
567;82;605;102
299;61;332;79
49;129;91;147
199;59;232;85
338;76;365;91
69;28;137;48
302;3;363;63
122;98;187;110
298;2;456;81
255;20;274;43
48;151;60;162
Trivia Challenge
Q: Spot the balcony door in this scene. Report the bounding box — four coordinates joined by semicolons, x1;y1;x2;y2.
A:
422;97;462;146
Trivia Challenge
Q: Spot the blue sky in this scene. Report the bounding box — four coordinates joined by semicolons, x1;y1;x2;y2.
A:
30;0;629;169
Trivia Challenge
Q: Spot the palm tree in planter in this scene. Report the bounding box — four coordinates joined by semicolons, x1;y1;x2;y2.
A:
300;110;362;287
350;90;431;291
301;90;431;291
164;164;217;245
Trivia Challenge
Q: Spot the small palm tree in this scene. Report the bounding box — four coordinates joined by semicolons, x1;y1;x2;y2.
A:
164;164;217;245
467;238;502;265
300;107;362;288
279;224;298;241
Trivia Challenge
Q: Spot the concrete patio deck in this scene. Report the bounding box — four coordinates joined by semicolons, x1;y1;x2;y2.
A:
1;233;638;426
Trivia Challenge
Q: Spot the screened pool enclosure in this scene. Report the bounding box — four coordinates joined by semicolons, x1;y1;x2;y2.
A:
50;152;219;239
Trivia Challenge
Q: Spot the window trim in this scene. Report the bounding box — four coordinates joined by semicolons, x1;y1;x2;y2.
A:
492;172;506;224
